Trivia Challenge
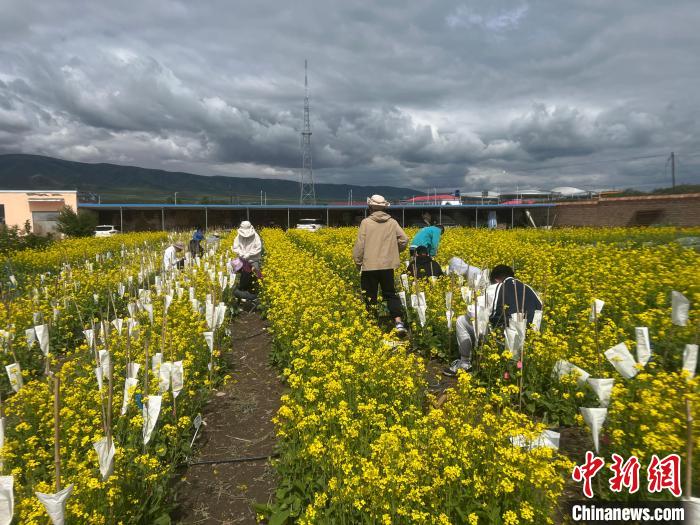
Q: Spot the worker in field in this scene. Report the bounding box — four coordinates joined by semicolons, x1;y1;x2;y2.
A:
233;221;263;271
409;223;444;257
352;194;409;337
163;242;185;271
443;264;542;376
407;245;444;280
488;264;542;327
189;226;204;258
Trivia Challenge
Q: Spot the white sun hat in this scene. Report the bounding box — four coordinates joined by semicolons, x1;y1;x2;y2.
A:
238;221;256;238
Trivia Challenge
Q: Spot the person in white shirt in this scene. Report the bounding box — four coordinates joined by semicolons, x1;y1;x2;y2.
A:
232;221;263;271
163;242;185;271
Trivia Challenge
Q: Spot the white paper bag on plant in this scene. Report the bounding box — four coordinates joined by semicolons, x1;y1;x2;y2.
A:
35;484;73;525
121;377;138;415
143;303;153;325
127;362;140;380
671;291;689;326
580;407;607;454
32;312;41;324
142;395;162;445
0;475;13;525
94;366;103;392
127;318;139;338
417;305;426;327
171;361;184;398
553;360;590;387
203;332;214;353
398;291;407;310
589;299;604;322
98;350;111;379
191;298;200;315
117;283;125;297
205;302;215;330
635;327;651;366
34;324;49;357
446;310;453;330
5;364;22;392
25;328;36;350
586;378;615;408
127;302;136;317
504;327;523;361
152;353;163;373
111;318;123;336
215;303;226;330
93;436;115;480
410;294;418;309
683;344;698;379
531;310;543;332
400;274;409;291
158;362;172;393
604;343;638;379
510;429;560;450
164;294;173;314
445;292;452;310
460;286;470;304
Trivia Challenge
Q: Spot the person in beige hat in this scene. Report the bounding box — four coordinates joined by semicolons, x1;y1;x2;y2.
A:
163;241;185;271
352;195;409;337
233;220;263;271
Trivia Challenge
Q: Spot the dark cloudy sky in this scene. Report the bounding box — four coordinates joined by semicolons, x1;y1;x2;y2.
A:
1;0;699;192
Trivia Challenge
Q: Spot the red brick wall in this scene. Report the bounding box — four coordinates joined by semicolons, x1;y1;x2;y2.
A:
554;193;700;227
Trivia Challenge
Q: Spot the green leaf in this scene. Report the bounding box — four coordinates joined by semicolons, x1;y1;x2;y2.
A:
269;509;291;525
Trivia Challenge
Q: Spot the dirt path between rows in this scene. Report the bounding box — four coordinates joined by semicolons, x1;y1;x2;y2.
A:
174;312;284;524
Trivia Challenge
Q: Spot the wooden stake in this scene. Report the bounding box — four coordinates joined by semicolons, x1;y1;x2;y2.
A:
107;363;113;444
53;374;61;492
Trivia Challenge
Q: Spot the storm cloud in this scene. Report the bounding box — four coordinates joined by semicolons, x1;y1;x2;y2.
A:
0;0;698;191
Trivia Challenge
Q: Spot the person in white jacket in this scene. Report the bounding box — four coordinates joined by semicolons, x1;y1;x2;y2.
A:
163;242;184;272
233;221;262;271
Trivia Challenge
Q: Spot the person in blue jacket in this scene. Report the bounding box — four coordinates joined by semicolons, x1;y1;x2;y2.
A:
409;224;444;257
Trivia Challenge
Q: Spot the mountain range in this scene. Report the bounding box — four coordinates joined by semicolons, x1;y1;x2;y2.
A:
0;154;423;204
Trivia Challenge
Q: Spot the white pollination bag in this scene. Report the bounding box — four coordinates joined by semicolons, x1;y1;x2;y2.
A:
400;274;409;291
671;291;689;326
5;364;22;393
151;353;163;373
635;327;651;366
589;299;604;322
171;361;184;398
35;484;73;525
510;429;560;450
203;332;214;354
604;343;638;379
446;310;453;330
143;396;162;445
683;344;698;379
25;328;36;350
83;329;95;349
34;324;49;357
158;362;172;394
398;291;407;310
0;475;13;525
93;436;115;480
586;378;615;408
126;362;140;380
553;360;590;387
531;310;543;332
580;407;607;454
111;318;124;336
121;377;138;415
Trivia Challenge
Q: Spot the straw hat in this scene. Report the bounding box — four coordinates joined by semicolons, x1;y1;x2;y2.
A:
173;242;185;250
238;220;256;238
367;194;390;208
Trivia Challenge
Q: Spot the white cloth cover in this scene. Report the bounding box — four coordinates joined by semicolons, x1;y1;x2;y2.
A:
580;407;607;454
118;283;125;297
120;377;138;415
510;429;560;450
171;361;184;398
635;327;651;366
671;291;689;326
94;366;103;392
111;318;123;335
0;475;13;525
586;378;615;408
398;291;407;309
446;310;453;330
204;332;214;353
158;362;172;394
683;344;698;379
142;396;162;445
504;327;523;361
604;342;638;379
214;303;226;330
205;302;214;330
553;360;590;387
35;484;73;525
34;324;49;356
83;329;95;348
98;350;111;379
5;364;22;392
93;436;115;480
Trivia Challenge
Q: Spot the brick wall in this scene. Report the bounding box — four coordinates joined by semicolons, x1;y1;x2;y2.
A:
554;193;700;227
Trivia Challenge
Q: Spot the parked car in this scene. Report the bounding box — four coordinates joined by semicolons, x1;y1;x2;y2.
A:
94;225;120;237
295;218;324;232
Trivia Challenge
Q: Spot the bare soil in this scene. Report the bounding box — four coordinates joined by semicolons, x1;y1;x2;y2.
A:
173;312;284;524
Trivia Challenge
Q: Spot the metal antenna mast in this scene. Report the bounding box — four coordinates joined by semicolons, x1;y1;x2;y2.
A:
299;59;316;204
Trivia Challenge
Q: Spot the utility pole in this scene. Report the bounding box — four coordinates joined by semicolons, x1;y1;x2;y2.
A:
670;151;676;189
299;59;316;205
174;192;178;204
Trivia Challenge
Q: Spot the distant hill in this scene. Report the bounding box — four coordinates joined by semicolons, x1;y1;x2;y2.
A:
0;154;423;204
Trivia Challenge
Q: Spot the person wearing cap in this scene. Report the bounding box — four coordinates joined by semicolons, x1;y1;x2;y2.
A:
352;195;409;337
233;221;263;271
163;242;184;271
